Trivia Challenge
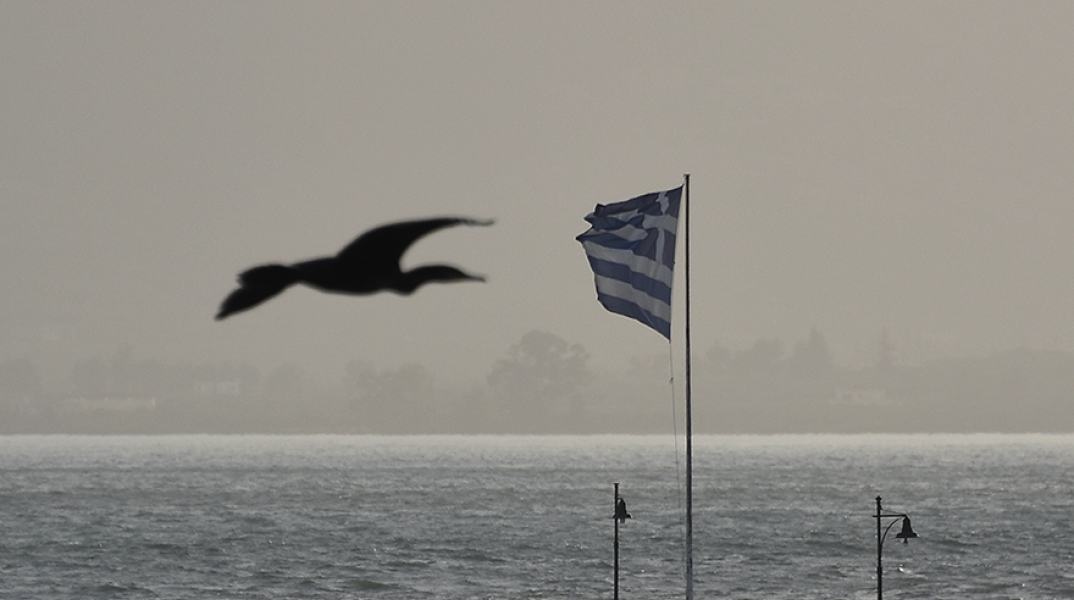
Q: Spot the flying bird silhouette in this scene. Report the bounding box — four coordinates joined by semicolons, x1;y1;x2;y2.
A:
216;217;492;320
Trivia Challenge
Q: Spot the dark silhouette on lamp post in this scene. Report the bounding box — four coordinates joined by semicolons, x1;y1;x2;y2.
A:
875;495;918;600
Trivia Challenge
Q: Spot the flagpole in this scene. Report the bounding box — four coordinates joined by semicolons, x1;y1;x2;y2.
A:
575;179;693;598
683;173;693;600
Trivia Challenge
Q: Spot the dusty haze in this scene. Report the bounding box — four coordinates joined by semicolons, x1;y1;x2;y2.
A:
2;2;1073;433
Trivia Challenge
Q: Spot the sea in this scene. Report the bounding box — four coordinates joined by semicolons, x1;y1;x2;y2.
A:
2;434;1073;599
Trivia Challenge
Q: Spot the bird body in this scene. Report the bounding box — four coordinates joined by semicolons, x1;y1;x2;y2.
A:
216;217;491;320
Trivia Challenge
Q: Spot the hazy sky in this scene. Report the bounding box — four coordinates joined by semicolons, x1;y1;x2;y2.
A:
3;1;1073;383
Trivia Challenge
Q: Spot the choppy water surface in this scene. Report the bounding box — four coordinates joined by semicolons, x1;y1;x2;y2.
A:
2;434;1073;599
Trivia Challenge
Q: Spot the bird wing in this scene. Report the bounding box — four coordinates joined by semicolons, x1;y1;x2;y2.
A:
335;217;493;270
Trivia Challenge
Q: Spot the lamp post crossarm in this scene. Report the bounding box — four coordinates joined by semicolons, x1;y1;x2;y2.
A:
879;518;904;546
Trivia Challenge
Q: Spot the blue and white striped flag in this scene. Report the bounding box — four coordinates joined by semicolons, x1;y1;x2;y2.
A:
576;186;682;339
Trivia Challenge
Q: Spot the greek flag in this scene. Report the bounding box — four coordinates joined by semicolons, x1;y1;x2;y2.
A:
576;186;682;339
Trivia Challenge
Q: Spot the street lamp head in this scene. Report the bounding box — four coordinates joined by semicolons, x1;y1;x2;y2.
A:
895;517;918;543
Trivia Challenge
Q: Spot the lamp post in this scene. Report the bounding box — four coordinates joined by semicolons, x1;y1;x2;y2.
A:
875;495;917;600
613;483;631;600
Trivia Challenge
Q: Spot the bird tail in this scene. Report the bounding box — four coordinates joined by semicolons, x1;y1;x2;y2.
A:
216;264;299;320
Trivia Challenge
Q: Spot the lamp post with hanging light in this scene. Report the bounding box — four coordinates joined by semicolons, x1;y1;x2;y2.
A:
613;483;631;600
875;496;917;600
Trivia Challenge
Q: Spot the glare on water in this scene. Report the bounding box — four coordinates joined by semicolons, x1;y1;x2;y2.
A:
2;434;1073;599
